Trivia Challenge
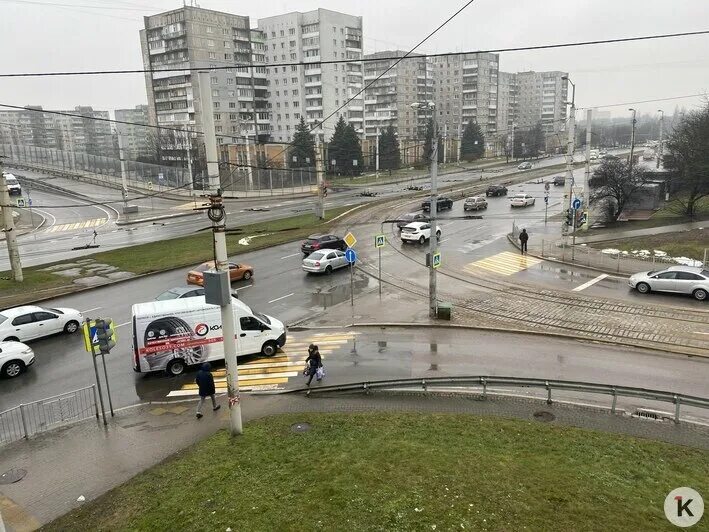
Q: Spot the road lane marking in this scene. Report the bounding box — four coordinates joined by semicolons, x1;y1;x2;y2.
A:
268;293;294;303
81;307;103;313
464;251;542;276
234;284;253;291
280;253;301;259
572;274;609;292
44;218;106;233
115;321;131;328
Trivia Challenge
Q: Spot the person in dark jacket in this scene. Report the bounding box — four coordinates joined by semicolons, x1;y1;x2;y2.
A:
519;228;529;255
195;362;220;419
305;344;323;393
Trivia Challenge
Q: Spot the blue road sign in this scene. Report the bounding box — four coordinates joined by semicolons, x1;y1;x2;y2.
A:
544;196;549;204
432;252;441;269
89;326;99;346
572;198;582;210
345;248;357;264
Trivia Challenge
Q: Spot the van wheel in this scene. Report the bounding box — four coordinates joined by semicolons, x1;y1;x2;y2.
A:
2;360;24;378
166;359;186;376
242;271;252;281
261;341;278;357
64;320;80;334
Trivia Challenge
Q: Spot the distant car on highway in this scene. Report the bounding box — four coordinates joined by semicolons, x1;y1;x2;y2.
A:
302;249;351;274
0;305;82;342
517;162;533;170
400;222;441;244
396;212;429;230
510;193;536;208
463;196;488;211
553;175;565;186
0;341;35;378
186;261;253;286
421;196;453;213
601;153;618;160
486;185;508;197
156;286;206;300
3;173;21;196
628;265;709;301
301;234;347;256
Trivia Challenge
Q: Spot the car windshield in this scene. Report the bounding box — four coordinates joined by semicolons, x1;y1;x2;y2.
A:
195;264;212;272
513;194;525;199
305;238;320;244
253;312;271;325
0;314;6;326
6;177;18;185
308;251;326;260
47;308;64;314
155;290;180;300
702;270;709;278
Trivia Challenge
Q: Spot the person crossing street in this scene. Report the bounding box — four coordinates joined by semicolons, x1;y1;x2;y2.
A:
519;228;529;255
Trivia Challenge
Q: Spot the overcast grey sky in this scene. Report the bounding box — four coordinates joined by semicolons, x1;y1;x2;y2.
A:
1;0;707;117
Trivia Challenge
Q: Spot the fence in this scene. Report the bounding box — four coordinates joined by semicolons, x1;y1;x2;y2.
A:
219;163;318;196
0;385;98;446
296;376;709;424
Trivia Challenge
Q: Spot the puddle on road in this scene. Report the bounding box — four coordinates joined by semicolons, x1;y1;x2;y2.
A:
307;274;371;309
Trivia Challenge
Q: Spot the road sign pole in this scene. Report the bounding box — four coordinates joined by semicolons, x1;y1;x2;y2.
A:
100;353;114;417
86;318;107;426
545;200;548;225
378;224;383;298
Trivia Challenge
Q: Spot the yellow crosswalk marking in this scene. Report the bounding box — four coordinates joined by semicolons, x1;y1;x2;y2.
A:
45;218;107;233
172;201;199;211
464;251;542;276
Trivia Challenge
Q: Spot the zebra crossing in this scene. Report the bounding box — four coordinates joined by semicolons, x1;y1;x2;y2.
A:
463;251;542;276
45;218;106;233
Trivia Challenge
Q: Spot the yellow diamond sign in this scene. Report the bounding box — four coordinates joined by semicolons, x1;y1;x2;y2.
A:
344;232;357;248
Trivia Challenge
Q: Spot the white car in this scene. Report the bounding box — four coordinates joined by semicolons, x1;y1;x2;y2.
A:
400;222;441;244
517;162;532;170
303;249;350;274
510;193;536;208
0;341;35;378
628;266;709;301
0;306;83;342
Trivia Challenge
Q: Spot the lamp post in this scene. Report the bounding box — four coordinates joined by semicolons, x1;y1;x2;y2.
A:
628;108;637;174
656;109;664;169
561;75;576;237
411;100;438;318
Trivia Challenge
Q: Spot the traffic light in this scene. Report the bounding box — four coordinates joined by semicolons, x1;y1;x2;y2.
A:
94;318;117;354
565;209;575;226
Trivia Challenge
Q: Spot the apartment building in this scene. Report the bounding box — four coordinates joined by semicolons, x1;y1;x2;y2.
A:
496;71;517;136
139;6;270;160
258;9;363;143
362;51;432;141
114;105;151;160
513;70;568;134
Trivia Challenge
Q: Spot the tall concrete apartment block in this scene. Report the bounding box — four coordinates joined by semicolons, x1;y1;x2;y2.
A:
114;105;151;159
362;51;432;140
431;53;499;140
258;9;363;143
496;71;517;137
140;6;270;154
512;70;568;134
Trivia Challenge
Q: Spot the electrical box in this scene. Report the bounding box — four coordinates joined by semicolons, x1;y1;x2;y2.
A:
204;269;231;306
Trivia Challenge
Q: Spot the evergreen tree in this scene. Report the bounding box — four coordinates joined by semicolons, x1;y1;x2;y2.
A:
460;121;485;161
288;117;316;168
527;122;546;157
328;116;363;176
378;125;401;170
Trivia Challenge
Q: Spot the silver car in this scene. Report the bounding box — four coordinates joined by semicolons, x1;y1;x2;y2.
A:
302;249;350;274
628;265;709;301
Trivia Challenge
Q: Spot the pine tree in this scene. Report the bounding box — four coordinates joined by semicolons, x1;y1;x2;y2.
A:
378;125;400;170
288;117;316;168
460;121;485;161
328;116;363;176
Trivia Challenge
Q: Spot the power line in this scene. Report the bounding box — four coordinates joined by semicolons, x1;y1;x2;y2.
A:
1;0;152;11
578;92;707;110
3;29;708;78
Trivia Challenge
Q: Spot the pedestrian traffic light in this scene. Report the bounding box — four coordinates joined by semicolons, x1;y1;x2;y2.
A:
94;318;117;354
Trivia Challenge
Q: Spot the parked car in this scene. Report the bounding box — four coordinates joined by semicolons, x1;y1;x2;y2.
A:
552;175;565;186
186;261;253;286
628;266;709;301
301;234;347;256
517;162;533;170
510;193;536;208
3;173;21;196
302;249;351;274
421;196;453;212
0;306;82;342
463;196;488;211
396;212;429;230
0;341;35;378
486;185;508;197
400;222;441;244
156;286;206;300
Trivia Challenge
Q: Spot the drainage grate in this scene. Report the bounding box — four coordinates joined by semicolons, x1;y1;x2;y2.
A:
533;411;555;422
291;422;311;433
0;468;27;485
633;410;661;421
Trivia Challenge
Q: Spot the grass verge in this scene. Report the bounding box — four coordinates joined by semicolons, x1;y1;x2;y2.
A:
45;412;709;531
0;206;355;307
589;228;708;261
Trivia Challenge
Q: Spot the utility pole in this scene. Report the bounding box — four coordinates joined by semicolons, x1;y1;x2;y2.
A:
0;166;23;282
628;108;637;174
656;109;664;169
443;123;448;165
115;130;129;213
583;108;592;231
561;75;576;237
197;71;220;190
457;123;462;164
244;135;253;190
183;126;194;192
315;139;325;219
510;124;516;163
375;126;379;179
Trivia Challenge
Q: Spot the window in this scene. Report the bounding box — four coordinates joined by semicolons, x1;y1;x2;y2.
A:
290;40;296;47
289;28;295;35
229;102;236;108
285;113;290;119
282;66;286;73
271;31;275;37
224;53;232;60
211;77;218;85
227;78;234;85
215;126;222;133
280;42;284;49
228;90;235;97
212;89;219;96
290;53;297;60
284;90;288;96
275;90;280;96
207;39;215;47
291;65;298;72
214;113;221;120
229;113;237;120
676;272;703;280
283;78;288;85
33;311;57;322
292;89;299;96
293;101;299;108
294;113;300;119
292;77;298;83
655;272;678;279
12;314;34;326
213;102;220;109
224;41;231;49
280;30;284;36
206;26;213;34
240;316;263;331
208;52;216;59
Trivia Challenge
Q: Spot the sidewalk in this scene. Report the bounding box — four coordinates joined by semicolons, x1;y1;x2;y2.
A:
1;392;707;531
574;220;707;244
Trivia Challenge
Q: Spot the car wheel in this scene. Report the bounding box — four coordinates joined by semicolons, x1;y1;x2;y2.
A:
636;282;650;294
166;359;186;376
2;360;24;379
325;265;333;274
242;271;252;281
261;340;278;357
4;336;20;342
419;236;425;244
64;320;80;334
693;288;708;301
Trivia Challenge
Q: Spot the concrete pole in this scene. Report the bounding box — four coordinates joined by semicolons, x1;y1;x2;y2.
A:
375;126;379;179
184;127;194;192
213;219;243;436
583;108;592;231
457;123;462;164
563;95;576;236
429;116;438;319
656;110;664;169
115;130;129;212
0;171;23;281
315;140;325;219
510;125;516;162
197;71;220;190
245;136;253;189
442;123;447;165
628;108;637;174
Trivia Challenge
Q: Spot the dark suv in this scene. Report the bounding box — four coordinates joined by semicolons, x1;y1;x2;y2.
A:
552;175;565;186
396;212;429;229
486;185;508;197
421;196;453;212
301;234;347;256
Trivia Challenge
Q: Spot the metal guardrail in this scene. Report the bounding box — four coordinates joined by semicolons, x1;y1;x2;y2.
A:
0;385;99;446
294;376;709;424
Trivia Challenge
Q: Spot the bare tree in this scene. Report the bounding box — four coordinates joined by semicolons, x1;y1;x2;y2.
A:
589;158;645;220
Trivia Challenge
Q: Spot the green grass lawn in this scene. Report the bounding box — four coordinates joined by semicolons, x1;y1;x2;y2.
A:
46;412;709;532
590;228;708;262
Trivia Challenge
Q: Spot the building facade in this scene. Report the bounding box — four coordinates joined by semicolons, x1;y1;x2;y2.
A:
114;105;151;160
513;70;568;134
258;9;363;143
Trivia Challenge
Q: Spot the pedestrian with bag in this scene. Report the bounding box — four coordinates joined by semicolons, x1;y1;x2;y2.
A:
195;362;221;419
519;228;529;255
304;344;323;395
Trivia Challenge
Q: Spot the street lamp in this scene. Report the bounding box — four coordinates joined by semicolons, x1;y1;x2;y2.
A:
628;108;637;172
657;109;664;169
410;100;438;318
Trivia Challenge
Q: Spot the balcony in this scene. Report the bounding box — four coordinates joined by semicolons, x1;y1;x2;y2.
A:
149;44;166;55
152;68;190;80
305;105;323;111
304;80;322;88
162;29;186;40
304;92;322;99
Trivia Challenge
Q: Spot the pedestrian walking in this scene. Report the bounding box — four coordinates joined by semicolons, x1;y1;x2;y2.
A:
304;344;323;395
195;362;220;419
519;228;529;255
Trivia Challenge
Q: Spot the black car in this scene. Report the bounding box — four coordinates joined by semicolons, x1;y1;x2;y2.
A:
552;175;565;186
301;234;347;256
396;212;429;229
421;197;453;212
486;185;508;197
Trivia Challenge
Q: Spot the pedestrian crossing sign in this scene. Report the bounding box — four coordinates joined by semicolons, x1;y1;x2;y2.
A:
16;198;26;207
432;251;441;269
375;234;385;248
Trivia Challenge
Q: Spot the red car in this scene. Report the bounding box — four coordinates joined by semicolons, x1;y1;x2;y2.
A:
186;261;253;286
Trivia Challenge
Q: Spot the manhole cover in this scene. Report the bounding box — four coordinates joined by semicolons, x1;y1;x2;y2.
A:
533;411;555;422
0;468;27;484
290;422;311;433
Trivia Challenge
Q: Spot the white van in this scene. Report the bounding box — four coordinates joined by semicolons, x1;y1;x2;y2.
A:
3;173;21;196
131;297;286;375
589;149;599;160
